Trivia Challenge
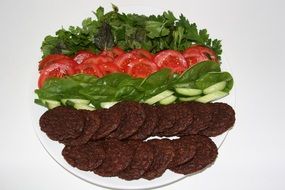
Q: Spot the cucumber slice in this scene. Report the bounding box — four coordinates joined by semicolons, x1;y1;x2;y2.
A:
203;81;227;94
100;102;118;109
61;99;90;105
43;100;61;109
179;96;201;102
175;88;202;96
159;95;177;105
174;83;190;88
195;91;228;103
73;104;95;111
144;90;174;105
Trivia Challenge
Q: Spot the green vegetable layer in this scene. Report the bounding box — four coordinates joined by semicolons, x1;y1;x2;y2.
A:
35;61;233;108
41;5;222;59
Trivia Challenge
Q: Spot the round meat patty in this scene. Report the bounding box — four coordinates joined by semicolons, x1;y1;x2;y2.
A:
91;107;121;140
62;141;105;171
107;102;145;140
152;105;177;135
157;103;193;137
143;139;174;180
170;135;218;175
168;138;196;168
178;102;212;135
94;139;133;177
62;110;100;146
199;103;235;137
40;106;85;143
118;140;154;180
129;104;158;140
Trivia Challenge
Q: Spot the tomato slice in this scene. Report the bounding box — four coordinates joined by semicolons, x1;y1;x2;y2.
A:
73;50;95;64
130;49;154;60
38;54;71;70
154;50;188;74
127;58;158;78
114;53;138;72
183;45;218;67
75;55;113;77
96;62;121;76
100;47;125;59
38;62;76;88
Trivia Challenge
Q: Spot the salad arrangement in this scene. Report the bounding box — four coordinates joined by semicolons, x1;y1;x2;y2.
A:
35;5;233;110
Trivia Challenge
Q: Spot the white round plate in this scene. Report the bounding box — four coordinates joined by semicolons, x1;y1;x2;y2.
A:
31;5;236;190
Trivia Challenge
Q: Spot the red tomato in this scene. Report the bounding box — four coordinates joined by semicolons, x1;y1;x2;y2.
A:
75;55;113;77
183;45;218;67
73;50;95;64
130;49;154;60
38;61;76;88
38;54;71;70
114;53;138;72
127;58;158;78
100;47;125;59
154;50;188;74
96;62;121;76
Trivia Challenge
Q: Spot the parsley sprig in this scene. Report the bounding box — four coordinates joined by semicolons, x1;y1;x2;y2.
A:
41;5;222;59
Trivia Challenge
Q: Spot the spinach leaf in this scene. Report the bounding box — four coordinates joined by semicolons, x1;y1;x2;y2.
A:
69;74;98;86
95;73;131;86
140;69;172;88
79;86;117;101
116;78;145;100
195;72;234;92
139;69;174;99
176;61;221;84
35;77;84;100
143;84;170;100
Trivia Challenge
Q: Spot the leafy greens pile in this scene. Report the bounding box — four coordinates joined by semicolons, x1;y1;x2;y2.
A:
35;61;233;107
41;5;222;59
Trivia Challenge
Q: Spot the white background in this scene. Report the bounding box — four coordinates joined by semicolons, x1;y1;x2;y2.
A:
0;0;285;189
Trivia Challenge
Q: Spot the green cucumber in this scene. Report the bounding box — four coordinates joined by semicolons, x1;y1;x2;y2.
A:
159;95;177;105
43;100;61;109
61;99;90;105
100;102;118;109
203;81;227;94
73;104;96;111
179;96;201;102
195;91;228;103
144;90;174;105
174;83;191;88
175;88;202;96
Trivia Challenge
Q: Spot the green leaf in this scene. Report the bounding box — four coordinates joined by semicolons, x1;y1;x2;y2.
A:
70;74;98;86
95;73;131;86
145;21;170;39
163;11;177;23
195;72;234;92
177;61;221;84
94;6;104;20
111;4;119;12
93;22;114;50
141;69;172;89
40;5;223;59
172;26;184;50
